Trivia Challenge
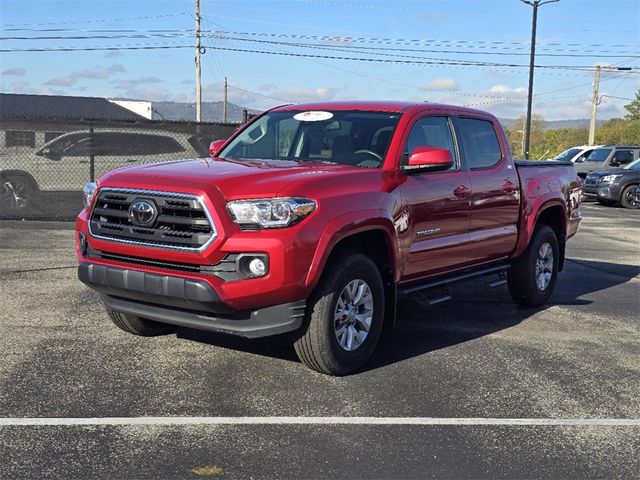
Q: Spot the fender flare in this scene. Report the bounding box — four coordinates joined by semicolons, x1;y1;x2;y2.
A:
304;209;398;290
513;193;567;260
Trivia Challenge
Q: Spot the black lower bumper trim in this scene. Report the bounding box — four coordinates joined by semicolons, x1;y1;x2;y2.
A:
78;262;232;314
78;262;306;338
101;294;306;338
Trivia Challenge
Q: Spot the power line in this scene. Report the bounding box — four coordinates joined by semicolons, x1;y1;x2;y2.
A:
1;12;190;29
4;41;638;75
0;44;191;53
5;31;638;59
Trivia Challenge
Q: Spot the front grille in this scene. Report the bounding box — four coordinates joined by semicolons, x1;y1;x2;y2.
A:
89;188;216;251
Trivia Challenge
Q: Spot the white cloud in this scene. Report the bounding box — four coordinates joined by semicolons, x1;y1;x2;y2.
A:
45;64;125;86
8;81;30;92
424;78;460;91
489;85;527;95
112;76;164;91
279;87;338;103
2;68;26;76
419;10;447;22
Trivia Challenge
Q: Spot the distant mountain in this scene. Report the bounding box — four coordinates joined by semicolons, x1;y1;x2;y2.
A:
497;118;601;130
151;100;260;123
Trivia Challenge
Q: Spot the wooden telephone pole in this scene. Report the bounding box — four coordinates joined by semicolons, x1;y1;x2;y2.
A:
223;77;228;123
195;0;202;122
588;65;602;146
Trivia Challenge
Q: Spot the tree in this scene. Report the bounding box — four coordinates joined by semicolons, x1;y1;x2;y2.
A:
507;114;547;159
624;89;640;120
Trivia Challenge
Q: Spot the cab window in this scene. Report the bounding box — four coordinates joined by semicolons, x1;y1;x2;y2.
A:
455;118;502;170
403;116;456;171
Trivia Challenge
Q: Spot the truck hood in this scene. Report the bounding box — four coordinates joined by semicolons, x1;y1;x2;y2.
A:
99;157;367;199
586;167;625;177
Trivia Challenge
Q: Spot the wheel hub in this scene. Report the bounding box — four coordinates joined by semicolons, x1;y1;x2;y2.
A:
334;279;374;352
535;242;554;292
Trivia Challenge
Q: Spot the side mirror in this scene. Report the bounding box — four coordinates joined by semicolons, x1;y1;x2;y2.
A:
37;147;61;161
402;146;453;174
209;140;226;157
610;161;620;167
574;156;585;163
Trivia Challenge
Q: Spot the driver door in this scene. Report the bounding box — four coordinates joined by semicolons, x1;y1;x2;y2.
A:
399;115;471;281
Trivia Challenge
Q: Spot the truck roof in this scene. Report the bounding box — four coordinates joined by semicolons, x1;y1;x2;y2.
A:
271;100;494;117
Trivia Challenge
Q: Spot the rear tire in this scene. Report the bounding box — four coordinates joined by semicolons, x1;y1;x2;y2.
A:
507;225;559;307
620;185;640;209
294;252;384;376
105;307;175;336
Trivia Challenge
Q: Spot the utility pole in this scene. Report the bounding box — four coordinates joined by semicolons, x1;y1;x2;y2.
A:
520;0;559;159
223;76;228;123
195;0;202;122
588;65;601;146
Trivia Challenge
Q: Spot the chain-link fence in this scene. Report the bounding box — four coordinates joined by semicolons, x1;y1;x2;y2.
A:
0;118;239;220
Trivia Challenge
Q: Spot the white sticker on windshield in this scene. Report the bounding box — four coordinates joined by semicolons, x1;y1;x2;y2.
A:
293;111;334;122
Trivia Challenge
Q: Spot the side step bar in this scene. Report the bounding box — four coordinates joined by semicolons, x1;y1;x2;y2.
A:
398;263;510;299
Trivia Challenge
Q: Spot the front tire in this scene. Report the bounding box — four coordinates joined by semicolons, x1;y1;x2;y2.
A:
620;185;640;209
507;225;559;307
105;307;175;336
294;253;385;376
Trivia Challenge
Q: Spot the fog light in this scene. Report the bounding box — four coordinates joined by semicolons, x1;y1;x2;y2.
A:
249;258;266;276
236;254;269;279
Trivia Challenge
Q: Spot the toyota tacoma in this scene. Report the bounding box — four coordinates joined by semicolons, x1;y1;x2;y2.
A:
76;101;582;375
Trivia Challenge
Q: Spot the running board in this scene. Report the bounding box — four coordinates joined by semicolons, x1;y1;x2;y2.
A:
398;263;510;297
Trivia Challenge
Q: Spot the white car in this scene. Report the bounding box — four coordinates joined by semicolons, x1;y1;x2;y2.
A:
1;129;208;213
553;145;603;163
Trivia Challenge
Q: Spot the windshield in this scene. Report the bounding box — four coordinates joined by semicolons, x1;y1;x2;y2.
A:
624;158;640;170
585;148;612;162
554;148;581;161
219;110;401;168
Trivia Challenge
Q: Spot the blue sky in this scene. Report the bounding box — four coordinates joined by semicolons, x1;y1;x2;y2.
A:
1;0;639;120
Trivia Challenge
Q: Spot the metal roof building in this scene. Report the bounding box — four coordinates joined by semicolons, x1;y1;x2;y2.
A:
0;93;147;122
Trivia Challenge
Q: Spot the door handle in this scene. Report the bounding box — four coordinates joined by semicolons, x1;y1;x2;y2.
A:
453;185;470;198
502;179;517;194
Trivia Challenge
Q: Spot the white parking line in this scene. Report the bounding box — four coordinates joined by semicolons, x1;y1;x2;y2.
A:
0;417;638;427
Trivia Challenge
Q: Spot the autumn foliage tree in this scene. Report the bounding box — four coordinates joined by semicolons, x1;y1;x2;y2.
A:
504;90;640;159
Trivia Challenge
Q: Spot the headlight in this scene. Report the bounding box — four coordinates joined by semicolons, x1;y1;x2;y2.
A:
600;174;622;183
227;197;316;229
83;182;97;208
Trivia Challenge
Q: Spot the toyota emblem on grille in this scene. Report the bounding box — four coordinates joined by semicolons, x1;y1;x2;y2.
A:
128;199;158;226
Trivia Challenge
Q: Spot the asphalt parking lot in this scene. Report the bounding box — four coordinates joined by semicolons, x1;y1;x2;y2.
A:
0;202;638;479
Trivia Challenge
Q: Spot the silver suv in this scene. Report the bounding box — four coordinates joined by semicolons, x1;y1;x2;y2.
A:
574;145;639;178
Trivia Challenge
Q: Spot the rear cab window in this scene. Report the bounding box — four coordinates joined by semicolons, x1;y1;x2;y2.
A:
454;117;503;170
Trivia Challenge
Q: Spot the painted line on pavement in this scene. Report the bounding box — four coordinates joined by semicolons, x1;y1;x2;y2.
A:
0;417;639;427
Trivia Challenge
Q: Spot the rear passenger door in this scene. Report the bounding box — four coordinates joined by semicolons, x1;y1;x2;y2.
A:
453;117;520;266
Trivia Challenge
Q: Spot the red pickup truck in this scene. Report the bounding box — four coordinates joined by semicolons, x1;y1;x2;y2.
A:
77;101;582;375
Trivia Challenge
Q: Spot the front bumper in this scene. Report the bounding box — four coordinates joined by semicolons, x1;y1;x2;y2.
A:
79;262;306;338
583;183;616;200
